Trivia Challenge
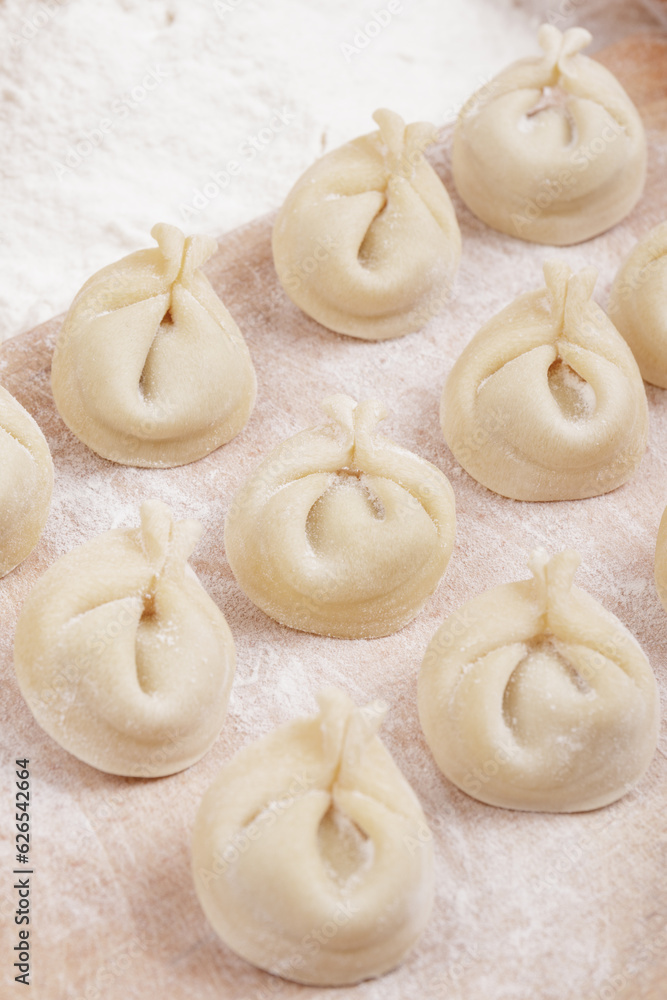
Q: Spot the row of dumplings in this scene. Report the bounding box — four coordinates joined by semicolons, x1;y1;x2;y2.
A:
4;218;667;583
1;19;664;987
10;495;663;984
2;22;663;558
273;23;649;337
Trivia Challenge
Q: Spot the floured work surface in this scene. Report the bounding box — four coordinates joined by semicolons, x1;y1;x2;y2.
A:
1;35;666;1000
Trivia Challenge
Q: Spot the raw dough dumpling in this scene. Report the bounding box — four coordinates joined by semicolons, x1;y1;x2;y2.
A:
225;395;456;638
14;500;235;776
452;25;646;245
441;260;648;501
418;550;659;812
0;385;53;578
192;688;434;986
272;108;461;340
609;221;667;387
51;223;256;467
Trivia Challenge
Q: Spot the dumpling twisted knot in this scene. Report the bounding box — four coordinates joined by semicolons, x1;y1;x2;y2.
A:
14;500;236;776
419;549;659;812
452;24;646;245
52;223;256;467
192;688;434;986
225;394;456;637
273;108;461;340
441;259;648;500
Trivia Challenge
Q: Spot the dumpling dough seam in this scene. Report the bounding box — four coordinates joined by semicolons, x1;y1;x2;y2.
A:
235;780;413;839
53;595;165;710
281;471;445;535
235;708;415;836
91;290;167;321
138;284;234;395
471;369;604;476
531;26;633;133
475;339;596;392
172;281;237;335
0;422;43;459
57;592;143;628
455;550;646;691
274;400;448;533
485;635;639;700
294;475;442;578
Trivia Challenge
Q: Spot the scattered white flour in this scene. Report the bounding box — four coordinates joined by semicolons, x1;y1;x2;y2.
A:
3;0;663;342
1;4;667;1000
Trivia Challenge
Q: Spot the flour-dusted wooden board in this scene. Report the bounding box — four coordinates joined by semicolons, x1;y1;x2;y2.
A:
1;34;667;1000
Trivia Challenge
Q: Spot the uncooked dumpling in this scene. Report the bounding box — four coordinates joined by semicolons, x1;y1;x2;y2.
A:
452;25;646;245
273;108;461;340
192;688;434;986
0;385;53;578
14;500;235;776
418;550;659;812
225;395;456;638
51;223;256;467
441;260;648;501
609;221;667;387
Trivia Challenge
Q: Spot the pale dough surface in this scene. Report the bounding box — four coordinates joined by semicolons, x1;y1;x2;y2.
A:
13;500;236;777
51;224;257;468
272;109;461;340
0;384;53;578
192;688;433;986
441;259;648;501
225;395;456;638
609;219;667;387
418;549;659;812
452;25;646;245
